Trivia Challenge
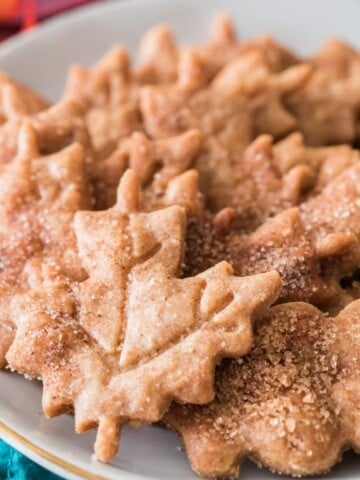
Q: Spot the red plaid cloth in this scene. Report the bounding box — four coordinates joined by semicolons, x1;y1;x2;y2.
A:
0;0;102;41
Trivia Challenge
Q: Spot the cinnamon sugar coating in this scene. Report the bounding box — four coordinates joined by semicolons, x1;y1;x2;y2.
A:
63;46;141;158
135;14;299;85
0;100;92;169
301;163;360;282
139;49;310;141
107;153;359;309
179;171;355;309
285;39;360;146
141;67;311;221
0;122;90;368
94;129;202;209
6;170;281;462
0;72;50;125
274;132;360;195
166;300;360;478
2;14;360;479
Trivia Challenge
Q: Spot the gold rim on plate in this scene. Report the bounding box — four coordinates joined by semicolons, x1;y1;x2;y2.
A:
0;420;108;480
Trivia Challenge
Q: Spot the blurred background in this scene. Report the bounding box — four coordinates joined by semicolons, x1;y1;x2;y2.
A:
0;0;103;41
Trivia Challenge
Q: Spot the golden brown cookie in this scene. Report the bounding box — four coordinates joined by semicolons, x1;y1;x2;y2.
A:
0;99;92;168
108;167;354;309
208;134;311;230
166;300;360;478
135;14;299;85
0;71;50;125
140;48;310;140
0;122;91;368
274;132;360;195
64;46;141;158
179;172;355;308
135;23;178;85
286;39;360;146
94;129;202;209
140;52;311;220
93;128;311;225
300;162;360;282
6;170;281;462
3;17;360;479
98;159;357;310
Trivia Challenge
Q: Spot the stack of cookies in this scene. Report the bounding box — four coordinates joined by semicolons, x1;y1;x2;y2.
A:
2;14;360;479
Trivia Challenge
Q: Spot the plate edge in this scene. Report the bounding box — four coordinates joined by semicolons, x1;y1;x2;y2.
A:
0;420;109;480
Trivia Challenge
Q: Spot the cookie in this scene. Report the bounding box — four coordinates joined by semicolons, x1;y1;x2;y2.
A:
166;300;360;478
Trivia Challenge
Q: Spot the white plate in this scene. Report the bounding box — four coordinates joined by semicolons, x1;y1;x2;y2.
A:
0;0;360;478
